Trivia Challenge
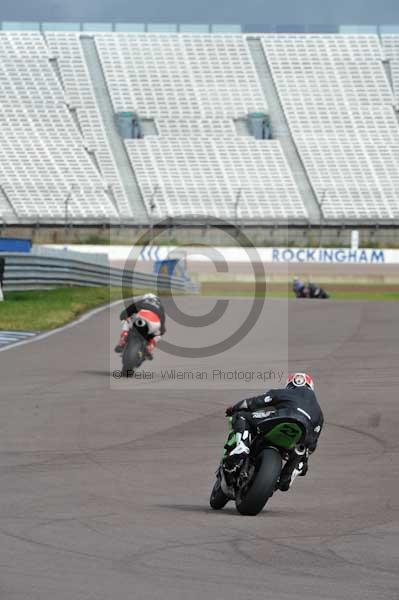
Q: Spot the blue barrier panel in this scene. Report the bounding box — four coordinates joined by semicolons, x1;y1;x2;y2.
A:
0;238;31;253
154;259;180;277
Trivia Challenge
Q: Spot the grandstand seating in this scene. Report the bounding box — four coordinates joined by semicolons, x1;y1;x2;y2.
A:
45;32;133;218
96;33;308;220
0;32;398;224
0;32;119;222
125;137;307;219
0;104;114;220
382;35;399;101
95;33;267;118
155;119;237;138
261;34;399;219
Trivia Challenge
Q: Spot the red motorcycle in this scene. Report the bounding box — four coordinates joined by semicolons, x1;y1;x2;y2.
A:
121;309;160;377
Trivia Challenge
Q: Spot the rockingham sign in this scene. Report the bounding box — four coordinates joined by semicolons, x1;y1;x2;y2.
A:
43;245;399;264
271;248;386;264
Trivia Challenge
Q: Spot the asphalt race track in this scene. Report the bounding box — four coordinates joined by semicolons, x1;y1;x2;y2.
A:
0;297;398;600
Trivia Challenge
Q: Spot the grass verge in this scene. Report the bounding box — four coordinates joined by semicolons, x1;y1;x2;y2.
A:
0;286;147;332
201;281;399;301
1;283;396;334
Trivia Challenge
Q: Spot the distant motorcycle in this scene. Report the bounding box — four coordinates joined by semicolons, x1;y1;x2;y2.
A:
121;309;160;377
294;280;329;299
210;412;309;516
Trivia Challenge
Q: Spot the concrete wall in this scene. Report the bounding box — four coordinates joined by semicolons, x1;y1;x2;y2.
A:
1;224;398;248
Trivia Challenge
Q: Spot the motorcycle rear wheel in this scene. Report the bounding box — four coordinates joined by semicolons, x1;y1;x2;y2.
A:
236;448;282;516
122;333;146;377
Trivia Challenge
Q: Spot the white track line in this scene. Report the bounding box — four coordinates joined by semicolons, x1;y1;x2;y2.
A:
0;299;124;354
0;332;36;339
0;332;37;348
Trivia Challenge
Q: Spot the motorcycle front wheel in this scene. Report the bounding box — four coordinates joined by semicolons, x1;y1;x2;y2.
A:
209;477;229;510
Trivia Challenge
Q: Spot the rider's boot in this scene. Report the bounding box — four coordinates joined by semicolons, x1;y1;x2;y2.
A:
278;445;308;491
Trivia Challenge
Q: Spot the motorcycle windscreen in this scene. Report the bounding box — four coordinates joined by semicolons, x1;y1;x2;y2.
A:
264;422;303;449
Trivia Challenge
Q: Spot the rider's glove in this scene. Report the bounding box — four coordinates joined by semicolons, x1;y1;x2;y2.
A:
225;406;235;417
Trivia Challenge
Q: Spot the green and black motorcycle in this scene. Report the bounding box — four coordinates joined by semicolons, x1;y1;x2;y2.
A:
210;411;308;516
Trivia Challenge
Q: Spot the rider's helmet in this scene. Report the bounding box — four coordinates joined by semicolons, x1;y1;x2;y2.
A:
286;372;314;391
142;293;159;304
292;277;304;292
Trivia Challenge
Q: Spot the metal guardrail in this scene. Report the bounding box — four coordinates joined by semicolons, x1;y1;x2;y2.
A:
31;245;110;266
1;253;200;293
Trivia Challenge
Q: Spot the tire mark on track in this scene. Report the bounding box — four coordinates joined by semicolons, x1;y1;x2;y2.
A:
327;421;388;454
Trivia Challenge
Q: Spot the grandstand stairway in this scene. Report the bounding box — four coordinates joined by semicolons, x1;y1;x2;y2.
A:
380;50;399;126
80;36;149;223
247;37;321;224
0;184;18;223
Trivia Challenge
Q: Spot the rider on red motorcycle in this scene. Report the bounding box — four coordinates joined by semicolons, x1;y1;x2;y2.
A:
114;293;166;358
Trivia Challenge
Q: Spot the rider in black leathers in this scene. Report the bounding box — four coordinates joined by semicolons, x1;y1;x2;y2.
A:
293;277;329;299
224;373;324;491
114;293;166;354
293;277;307;297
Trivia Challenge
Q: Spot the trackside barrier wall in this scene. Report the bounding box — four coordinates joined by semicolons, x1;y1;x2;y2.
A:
0;238;31;253
0;253;199;293
42;245;399;264
31;245;110;266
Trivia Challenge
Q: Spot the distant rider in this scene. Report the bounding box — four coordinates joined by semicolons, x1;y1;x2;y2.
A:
292;277;307;298
307;282;329;299
224;373;324;491
293;277;329;299
114;293;166;358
